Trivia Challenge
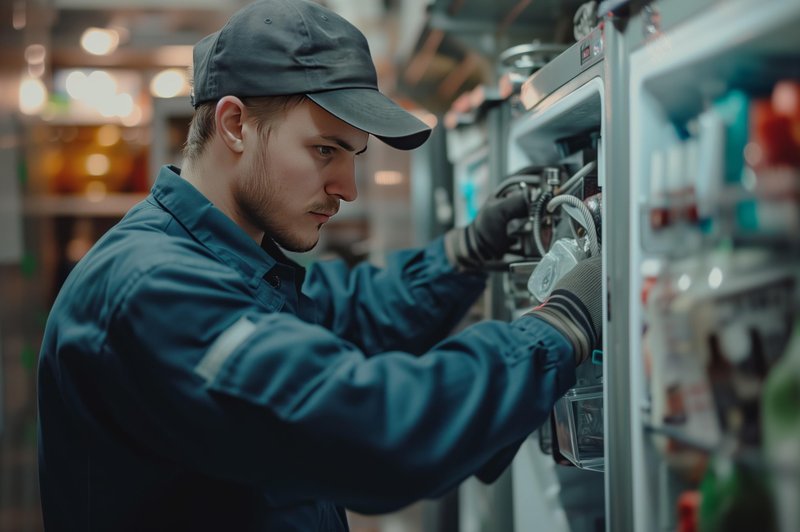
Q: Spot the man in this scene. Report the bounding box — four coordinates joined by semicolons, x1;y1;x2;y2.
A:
37;0;602;530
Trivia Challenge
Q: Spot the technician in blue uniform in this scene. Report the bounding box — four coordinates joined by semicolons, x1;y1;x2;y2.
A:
37;0;602;530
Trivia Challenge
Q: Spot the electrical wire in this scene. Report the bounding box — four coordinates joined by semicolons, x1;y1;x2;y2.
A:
556;160;597;195
529;160;600;257
493;162;600;259
493;174;543;198
532;190;552;256
546;194;600;256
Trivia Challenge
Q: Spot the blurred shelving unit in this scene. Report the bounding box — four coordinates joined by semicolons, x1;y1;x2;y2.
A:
626;0;800;530
22;193;147;217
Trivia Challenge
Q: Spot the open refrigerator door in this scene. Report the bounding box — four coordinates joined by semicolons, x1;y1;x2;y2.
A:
628;1;800;530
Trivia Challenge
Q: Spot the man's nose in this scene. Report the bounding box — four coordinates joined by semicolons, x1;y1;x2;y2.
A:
325;160;358;202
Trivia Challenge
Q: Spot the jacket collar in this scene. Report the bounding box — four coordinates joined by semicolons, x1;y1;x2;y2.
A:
150;165;299;285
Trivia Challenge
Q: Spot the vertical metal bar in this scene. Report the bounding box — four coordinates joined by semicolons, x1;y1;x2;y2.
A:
487;99;512;323
486;98;516;532
602;15;635;532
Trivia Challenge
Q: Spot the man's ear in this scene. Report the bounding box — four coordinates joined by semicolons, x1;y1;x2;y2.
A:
215;96;246;154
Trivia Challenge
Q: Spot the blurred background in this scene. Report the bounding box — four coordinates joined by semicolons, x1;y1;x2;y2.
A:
2;0;799;531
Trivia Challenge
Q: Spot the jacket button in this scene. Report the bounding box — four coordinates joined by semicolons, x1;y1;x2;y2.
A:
266;274;281;288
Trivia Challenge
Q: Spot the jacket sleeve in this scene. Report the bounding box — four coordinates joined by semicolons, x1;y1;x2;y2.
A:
302;236;488;355
105;255;576;514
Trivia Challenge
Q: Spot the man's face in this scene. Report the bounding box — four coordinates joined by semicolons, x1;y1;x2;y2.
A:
233;99;368;252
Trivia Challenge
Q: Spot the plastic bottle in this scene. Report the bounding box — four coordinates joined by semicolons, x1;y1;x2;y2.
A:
698;457;776;532
762;316;800;532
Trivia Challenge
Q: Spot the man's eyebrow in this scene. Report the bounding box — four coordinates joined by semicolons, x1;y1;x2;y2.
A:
320;135;368;155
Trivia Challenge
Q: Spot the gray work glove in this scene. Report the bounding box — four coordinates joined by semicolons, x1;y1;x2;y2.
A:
444;191;529;271
525;254;602;365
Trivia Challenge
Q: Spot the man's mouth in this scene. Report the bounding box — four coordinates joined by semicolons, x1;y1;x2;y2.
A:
310;211;335;223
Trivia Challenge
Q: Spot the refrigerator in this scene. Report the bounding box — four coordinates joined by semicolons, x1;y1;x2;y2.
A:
441;0;800;530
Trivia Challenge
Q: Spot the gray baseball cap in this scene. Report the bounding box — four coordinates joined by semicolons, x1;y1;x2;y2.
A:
191;0;431;150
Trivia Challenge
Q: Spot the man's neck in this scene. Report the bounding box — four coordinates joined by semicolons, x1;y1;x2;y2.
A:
179;157;265;244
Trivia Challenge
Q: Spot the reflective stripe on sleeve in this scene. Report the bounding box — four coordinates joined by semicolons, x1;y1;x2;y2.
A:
195;316;257;383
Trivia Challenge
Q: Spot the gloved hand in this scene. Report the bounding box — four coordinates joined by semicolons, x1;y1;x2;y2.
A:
444;191;529;271
525;254;602;365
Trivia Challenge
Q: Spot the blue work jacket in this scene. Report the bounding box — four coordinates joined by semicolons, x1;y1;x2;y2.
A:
37;165;576;531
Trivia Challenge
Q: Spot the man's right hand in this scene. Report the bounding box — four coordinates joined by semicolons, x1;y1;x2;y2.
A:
523;254;602;365
444;191;529;271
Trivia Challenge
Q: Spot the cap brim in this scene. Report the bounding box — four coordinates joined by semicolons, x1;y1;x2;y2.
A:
307;89;431;150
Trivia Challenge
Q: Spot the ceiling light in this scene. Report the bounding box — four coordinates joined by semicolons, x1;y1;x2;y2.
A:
96;125;121;146
120;105;143;127
374;171;404;186
86;153;110;176
81;27;120;56
19;75;47;115
85;181;108;203
27;62;45;78
150;69;189;98
24;44;46;65
65;70;87;100
13;0;26;30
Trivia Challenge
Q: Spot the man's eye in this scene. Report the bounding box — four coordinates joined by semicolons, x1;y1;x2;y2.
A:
316;146;335;157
